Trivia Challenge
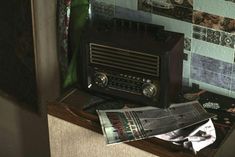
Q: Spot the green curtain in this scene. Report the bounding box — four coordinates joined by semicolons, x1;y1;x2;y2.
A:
63;0;89;88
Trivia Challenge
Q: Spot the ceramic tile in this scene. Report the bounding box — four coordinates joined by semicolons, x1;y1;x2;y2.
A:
138;0;193;23
191;66;231;89
191;54;232;76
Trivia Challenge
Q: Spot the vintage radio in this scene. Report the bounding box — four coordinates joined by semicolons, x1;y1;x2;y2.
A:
78;18;184;108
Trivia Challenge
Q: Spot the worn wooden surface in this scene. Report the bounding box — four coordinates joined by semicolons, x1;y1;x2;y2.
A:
48;89;219;157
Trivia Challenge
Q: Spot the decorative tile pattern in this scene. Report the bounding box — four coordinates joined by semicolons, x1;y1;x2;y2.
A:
193;25;206;41
192;25;235;49
191;66;232;90
220;32;235;48
206;29;221;45
225;0;235;3
184;37;191;51
232;64;235;78
193;10;235;34
231;68;235;91
57;0;71;82
191;54;232;76
231;78;235;91
191;54;232;90
91;1;115;18
138;0;193;23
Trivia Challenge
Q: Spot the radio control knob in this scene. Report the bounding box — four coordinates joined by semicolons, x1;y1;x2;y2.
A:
142;83;157;98
94;73;108;87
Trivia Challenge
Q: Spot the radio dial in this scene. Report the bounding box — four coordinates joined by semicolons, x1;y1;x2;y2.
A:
94;73;108;87
142;83;157;98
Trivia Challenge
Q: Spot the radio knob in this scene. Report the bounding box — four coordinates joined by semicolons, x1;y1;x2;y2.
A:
142;83;157;98
94;73;108;87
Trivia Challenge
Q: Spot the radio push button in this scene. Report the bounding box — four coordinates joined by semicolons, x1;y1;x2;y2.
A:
94;72;108;87
142;83;157;98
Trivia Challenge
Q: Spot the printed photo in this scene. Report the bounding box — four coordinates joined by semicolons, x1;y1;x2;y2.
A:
138;0;193;22
193;10;235;34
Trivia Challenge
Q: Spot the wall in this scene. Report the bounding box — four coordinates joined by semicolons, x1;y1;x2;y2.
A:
0;96;50;157
93;0;235;98
0;0;60;156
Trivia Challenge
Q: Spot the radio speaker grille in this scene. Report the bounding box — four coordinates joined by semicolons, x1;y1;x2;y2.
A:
89;43;160;77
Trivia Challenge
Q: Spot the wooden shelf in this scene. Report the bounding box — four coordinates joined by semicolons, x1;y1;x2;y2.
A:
47;89;224;157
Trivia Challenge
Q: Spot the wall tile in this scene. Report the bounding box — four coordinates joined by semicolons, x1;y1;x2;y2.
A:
138;0;193;23
193;10;235;34
191;53;232;76
231;77;235;91
232;64;235;78
184;37;191;51
191;66;232;90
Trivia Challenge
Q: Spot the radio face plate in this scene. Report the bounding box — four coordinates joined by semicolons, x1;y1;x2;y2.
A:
86;66;160;104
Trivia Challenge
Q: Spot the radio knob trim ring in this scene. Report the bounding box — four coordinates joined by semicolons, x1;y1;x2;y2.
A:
142;83;157;98
94;72;108;88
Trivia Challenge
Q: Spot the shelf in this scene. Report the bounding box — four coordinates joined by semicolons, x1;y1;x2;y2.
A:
47;88;228;157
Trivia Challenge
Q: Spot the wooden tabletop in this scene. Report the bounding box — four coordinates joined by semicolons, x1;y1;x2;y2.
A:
46;89;225;157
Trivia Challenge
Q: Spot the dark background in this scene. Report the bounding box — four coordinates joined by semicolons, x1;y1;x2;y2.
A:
0;0;50;156
0;0;38;112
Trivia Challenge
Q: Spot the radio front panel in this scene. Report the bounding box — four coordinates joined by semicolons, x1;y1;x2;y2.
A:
86;66;160;104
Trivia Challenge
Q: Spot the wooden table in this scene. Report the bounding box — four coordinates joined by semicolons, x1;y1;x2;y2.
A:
47;88;234;157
